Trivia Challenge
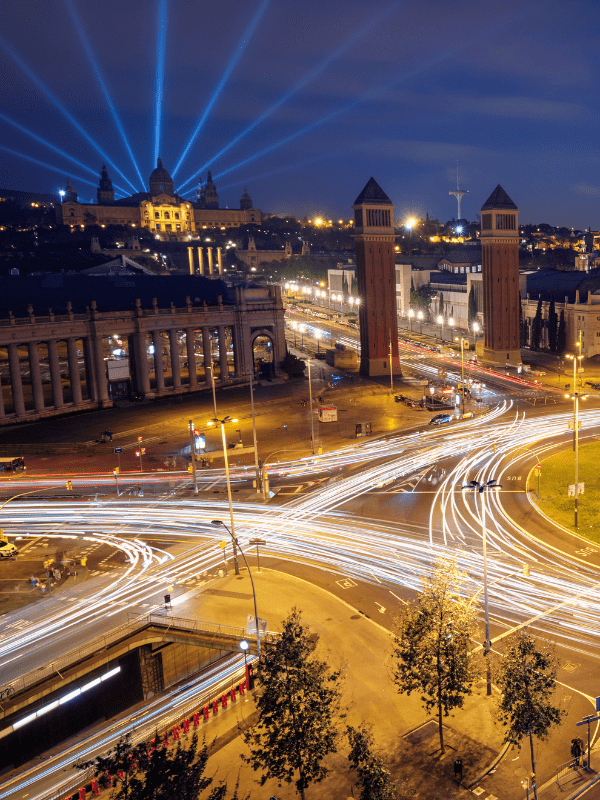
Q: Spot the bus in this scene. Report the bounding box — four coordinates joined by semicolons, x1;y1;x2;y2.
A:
0;457;25;474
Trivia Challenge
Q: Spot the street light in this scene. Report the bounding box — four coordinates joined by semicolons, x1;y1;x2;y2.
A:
315;330;322;353
472;321;479;350
417;310;424;334
437;315;444;342
408;309;414;332
240;639;249;685
299;324;306;350
188;419;198;494
455;337;469;416
565;352;587;527
307;357;315;455
211;520;261;658
207;416;240;574
462;478;502;696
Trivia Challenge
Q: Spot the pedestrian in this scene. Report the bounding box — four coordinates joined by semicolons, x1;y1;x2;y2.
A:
453;758;463;781
577;738;585;766
571;738;581;767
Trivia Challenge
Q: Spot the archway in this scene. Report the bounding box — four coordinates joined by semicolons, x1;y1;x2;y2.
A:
251;332;274;380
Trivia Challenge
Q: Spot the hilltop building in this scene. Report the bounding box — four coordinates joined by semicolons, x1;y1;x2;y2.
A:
56;160;261;241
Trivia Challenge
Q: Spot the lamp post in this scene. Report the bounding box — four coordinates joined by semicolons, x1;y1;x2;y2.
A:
188;419;198;494
307;357;315;455
472;321;479;350
462;478;502;696
455;337;468;416
248;370;262;497
299;324;306;351
408;309;414;332
315;330;322;354
565;352;587;527
207;416;240;574
240;639;249;685
211;520;260;658
389;332;394;394
417;310;424;334
437;315;444;342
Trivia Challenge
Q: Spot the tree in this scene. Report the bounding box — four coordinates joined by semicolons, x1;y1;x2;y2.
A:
279;351;306;379
242;608;344;799
547;297;558;353
467;286;477;324
410;283;436;314
76;732;245;800
557;310;567;355
347;724;397;800
530;297;543;350
495;631;564;800
391;558;480;754
439;292;444;316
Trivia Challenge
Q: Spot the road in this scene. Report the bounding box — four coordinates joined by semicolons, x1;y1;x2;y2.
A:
0;330;599;797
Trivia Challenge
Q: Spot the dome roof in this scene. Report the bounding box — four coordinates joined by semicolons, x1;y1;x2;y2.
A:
149;157;172;184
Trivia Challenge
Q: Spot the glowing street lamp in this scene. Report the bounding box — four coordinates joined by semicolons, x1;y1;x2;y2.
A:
408;309;414;332
417;310;424;334
565;352;587;527
472;321;480;349
455;337;469;416
206;416;240;574
315;330;322;353
462;478;503;696
299;324;306;350
437;315;444;342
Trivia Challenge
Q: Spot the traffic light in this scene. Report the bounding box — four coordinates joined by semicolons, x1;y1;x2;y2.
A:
135;450;140;457
66;480;73;491
141;448;146;455
113;468;119;475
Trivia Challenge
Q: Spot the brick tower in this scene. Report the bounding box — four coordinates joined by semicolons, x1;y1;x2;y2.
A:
353;177;400;376
480;185;521;365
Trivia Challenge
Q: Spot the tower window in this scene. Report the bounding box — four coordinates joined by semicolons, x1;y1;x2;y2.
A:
496;214;516;230
164;211;170;219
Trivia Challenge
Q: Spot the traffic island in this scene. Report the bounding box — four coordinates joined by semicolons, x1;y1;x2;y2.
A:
527;441;600;542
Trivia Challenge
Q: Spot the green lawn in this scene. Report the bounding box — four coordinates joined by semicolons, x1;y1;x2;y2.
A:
529;441;600;543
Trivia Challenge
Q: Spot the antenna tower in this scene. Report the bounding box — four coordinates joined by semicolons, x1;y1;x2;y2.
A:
449;163;468;220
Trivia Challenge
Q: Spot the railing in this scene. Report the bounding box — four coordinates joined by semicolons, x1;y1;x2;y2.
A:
0;613;274;704
556;756;588;786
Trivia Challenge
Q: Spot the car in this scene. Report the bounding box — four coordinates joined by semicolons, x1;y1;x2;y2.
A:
585;381;600;390
0;542;17;558
313;352;327;360
429;413;453;425
459;411;474;419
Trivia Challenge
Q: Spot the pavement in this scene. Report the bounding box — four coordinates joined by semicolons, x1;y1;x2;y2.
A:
52;567;599;800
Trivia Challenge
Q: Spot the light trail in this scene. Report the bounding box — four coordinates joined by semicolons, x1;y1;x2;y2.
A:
0;144;108;194
64;0;145;191
172;0;270;178
153;0;168;167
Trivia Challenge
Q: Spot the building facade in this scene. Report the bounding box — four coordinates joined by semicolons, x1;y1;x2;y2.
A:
352;177;400;376
480;185;521;364
0;276;284;425
57;161;261;241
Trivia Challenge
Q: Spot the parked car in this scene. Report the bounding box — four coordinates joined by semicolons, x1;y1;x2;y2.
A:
429;413;453;425
585;381;600;390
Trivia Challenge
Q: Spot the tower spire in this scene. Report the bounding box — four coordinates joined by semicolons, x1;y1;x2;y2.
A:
449;162;468;220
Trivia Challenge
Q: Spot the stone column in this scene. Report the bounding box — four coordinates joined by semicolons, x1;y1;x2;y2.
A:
218;325;228;379
135;331;151;395
169;329;181;389
197;247;204;276
0;378;5;419
28;341;45;413
67;337;83;406
186;328;198;388
152;330;165;393
202;327;212;382
232;326;241;377
187;247;195;275
217;247;223;275
207;247;214;276
82;337;95;400
92;336;109;403
47;339;64;408
8;344;25;417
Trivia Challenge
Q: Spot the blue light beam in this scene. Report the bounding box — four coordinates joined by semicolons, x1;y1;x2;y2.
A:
172;0;270;178
63;0;145;191
176;1;397;192
0;35;138;194
153;0;168;167
0;144;126;197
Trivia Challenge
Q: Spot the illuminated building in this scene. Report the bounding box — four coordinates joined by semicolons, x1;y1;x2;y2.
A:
56;160;261;239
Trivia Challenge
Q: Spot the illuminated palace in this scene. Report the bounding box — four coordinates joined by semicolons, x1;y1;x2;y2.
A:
56;160;261;240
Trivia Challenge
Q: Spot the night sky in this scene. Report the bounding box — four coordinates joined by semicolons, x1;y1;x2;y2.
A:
0;0;598;227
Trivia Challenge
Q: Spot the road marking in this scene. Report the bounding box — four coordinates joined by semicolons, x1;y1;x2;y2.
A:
375;603;386;614
389;590;408;605
336;578;357;589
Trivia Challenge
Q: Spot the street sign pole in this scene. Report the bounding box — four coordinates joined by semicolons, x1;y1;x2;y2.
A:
576;713;600;770
249;538;266;573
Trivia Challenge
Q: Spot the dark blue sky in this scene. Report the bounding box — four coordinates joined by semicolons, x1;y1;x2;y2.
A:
0;0;598;227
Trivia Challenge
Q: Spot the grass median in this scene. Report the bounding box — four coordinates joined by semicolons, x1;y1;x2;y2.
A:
528;441;600;543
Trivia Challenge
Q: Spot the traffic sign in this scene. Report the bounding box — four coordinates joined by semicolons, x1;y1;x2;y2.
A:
114;446;123;454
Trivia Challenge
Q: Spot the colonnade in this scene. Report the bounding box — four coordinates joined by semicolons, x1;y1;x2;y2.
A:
187;246;223;276
0;324;242;422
